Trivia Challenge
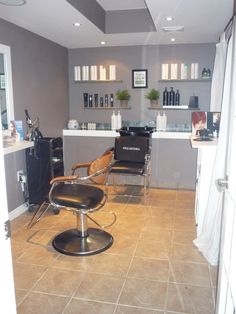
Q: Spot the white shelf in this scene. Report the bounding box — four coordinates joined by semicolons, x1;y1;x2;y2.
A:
4;140;34;155
75;80;123;83
148;106;200;110
159;79;211;83
83;106;131;110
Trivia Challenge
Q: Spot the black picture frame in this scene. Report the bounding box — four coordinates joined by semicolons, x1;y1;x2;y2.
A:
132;69;148;88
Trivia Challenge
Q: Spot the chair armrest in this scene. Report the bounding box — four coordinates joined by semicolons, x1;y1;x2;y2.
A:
71;162;91;174
50;175;78;184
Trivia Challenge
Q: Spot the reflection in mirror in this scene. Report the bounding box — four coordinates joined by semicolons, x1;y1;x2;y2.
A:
0;44;14;130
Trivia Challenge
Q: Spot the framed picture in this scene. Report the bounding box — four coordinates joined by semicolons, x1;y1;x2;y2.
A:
132;69;148;88
0;74;5;89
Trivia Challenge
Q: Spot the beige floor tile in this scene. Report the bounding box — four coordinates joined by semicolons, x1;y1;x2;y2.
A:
148;188;177;200
172;230;196;245
128;257;169;281
175;199;195;210
145;216;174;230
51;254;96;271
17;291;70;314
64;298;116;314
119;278;167;310
107;232;138;256
170;243;207;263
169;261;211;286
149;207;175;219
13;262;47;290
17;245;58;266
140;227;173;244
15;289;29;306
33;268;85;296
75;273;125;302
176;190;195;201
173;217;196;230
166;283;215;314
115;305;164;313
123;204;151;216
135;238;171;259
148;199;176;209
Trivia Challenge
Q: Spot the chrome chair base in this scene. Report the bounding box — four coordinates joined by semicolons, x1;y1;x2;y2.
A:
52;228;113;256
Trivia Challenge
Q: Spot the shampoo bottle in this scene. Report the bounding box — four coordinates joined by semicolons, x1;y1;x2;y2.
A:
117;111;122;129
111;111;117;130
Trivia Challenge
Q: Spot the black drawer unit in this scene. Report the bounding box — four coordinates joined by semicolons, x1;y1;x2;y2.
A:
26;137;64;207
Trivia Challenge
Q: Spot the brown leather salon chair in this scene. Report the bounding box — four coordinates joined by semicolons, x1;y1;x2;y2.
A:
28;151;116;256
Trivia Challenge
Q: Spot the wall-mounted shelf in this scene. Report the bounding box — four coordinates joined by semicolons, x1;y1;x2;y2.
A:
148;106;200;110
83;106;131;110
159;79;211;83
75;80;123;83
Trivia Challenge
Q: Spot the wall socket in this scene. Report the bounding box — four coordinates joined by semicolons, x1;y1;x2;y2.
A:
17;170;24;182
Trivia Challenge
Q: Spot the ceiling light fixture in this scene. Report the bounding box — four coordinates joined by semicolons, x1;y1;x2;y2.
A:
165;16;173;21
100;41;106;45
0;0;26;5
171;38;176;42
162;26;184;33
73;22;81;27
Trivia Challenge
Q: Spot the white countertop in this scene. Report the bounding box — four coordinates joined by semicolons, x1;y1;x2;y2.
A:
63;129;191;140
190;135;218;148
3;140;34;155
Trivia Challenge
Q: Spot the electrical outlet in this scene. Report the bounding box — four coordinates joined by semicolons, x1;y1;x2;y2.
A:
17;170;24;182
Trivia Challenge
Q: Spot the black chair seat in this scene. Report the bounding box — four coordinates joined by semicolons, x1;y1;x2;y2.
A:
110;161;145;175
51;183;105;210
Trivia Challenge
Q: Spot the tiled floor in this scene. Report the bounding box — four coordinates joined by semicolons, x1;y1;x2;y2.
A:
10;188;217;314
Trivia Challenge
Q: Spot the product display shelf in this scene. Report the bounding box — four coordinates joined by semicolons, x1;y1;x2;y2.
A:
159;79;212;83
83;106;131;110
75;80;123;83
148;106;200;110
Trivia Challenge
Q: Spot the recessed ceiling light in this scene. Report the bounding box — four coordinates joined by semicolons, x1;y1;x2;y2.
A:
165;16;174;21
0;0;26;5
171;38;176;42
162;26;184;33
100;41;106;45
73;22;81;27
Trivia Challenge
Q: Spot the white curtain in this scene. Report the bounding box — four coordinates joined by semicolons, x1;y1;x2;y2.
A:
194;19;236;265
210;33;227;111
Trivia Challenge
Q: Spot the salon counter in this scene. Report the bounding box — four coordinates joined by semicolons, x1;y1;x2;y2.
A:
63;129;196;189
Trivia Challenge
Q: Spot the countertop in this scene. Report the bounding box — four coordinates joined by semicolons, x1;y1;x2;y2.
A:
3;140;34;155
63;129;191;140
190;135;218;148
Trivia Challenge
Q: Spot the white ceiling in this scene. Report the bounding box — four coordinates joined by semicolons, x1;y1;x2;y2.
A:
0;0;234;49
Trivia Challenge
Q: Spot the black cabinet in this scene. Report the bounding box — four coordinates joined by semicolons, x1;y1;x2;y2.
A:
26;137;64;206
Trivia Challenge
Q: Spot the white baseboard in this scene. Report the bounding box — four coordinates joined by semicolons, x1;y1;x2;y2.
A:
9;204;28;221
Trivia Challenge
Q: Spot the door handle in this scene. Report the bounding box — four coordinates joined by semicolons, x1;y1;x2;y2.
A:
216;177;228;191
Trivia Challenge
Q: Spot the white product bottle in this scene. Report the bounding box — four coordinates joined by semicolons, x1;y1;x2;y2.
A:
156;112;161;131
117;111;122;129
162;112;167;131
111;111;117;130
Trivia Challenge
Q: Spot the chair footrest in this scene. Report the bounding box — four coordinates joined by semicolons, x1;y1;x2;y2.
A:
52;228;113;256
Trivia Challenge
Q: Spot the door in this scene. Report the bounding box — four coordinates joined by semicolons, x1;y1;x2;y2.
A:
0;128;17;312
216;25;236;313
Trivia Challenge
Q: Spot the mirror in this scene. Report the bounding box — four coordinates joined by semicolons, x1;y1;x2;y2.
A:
0;44;14;130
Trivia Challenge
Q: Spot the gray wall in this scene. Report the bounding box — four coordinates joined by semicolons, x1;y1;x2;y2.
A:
68;43;215;126
0;18;69;212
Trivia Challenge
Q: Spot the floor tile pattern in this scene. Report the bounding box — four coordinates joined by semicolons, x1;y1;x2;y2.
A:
11;188;217;313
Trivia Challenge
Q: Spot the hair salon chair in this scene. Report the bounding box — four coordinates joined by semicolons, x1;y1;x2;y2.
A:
108;133;151;197
28;151;116;256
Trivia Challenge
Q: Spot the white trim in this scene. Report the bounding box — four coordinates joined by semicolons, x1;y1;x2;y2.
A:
9;203;28;221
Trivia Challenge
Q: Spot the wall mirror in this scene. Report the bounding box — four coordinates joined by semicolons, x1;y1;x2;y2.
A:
0;44;14;130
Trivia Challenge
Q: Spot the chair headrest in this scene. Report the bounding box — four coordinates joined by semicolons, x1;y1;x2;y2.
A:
114;136;149;162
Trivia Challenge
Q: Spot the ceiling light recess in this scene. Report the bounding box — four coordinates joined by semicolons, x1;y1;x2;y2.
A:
73;22;81;27
0;0;26;5
165;16;174;21
100;41;106;45
162;26;184;33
